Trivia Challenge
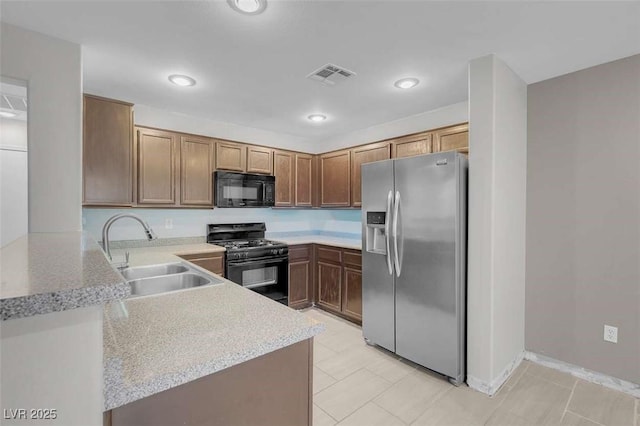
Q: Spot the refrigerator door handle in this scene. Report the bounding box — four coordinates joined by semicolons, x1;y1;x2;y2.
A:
393;191;402;277
385;190;394;275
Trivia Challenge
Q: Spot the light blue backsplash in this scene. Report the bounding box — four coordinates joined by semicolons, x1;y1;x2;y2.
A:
83;208;361;242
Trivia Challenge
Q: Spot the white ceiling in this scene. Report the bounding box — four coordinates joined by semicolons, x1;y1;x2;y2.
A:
1;1;639;143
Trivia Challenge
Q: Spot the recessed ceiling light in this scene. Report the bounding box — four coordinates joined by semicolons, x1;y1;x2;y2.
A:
0;111;17;118
394;78;420;89
228;0;267;15
307;114;327;123
168;74;196;87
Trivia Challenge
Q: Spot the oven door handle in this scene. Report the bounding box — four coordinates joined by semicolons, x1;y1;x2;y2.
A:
227;256;288;266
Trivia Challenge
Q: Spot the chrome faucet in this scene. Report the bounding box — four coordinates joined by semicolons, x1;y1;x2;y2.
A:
101;213;157;262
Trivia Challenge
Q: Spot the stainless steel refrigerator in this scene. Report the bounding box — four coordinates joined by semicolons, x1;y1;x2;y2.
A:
361;151;467;385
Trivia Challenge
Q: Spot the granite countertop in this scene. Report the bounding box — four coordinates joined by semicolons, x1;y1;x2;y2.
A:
271;235;362;250
0;232;130;321
109;243;226;267
103;279;324;411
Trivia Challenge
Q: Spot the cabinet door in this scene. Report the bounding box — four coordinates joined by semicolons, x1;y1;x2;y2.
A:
317;261;342;313
351;142;390;207
247;146;273;174
273;150;294;206
289;261;311;309
295;153;313;206
342;266;362;322
391;132;432;159
189;257;224;275
433;124;469;154
178;253;224;275
320;150;351;207
137;128;178;205
83;95;133;206
180;136;215;206
216;141;246;172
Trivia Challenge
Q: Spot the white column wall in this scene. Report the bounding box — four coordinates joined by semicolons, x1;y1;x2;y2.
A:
0;23;82;232
467;54;527;394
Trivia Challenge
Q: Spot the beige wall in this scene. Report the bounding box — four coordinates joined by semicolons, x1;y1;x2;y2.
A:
0;23;82;232
467;55;527;394
526;55;640;384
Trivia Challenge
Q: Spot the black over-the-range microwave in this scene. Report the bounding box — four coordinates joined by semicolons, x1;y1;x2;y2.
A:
214;171;275;207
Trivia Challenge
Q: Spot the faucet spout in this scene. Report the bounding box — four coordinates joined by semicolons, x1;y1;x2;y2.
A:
101;213;157;261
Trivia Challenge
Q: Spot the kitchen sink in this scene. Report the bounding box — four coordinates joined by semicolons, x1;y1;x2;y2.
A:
120;263;189;280
128;272;222;298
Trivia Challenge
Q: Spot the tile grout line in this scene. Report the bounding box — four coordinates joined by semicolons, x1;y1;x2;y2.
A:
560;380;578;424
315;403;340;424
523;371;577;391
370;400;412;425
330;373;394;424
564;409;607;426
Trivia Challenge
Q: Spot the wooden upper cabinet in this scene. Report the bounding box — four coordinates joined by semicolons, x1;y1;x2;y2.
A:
137;127;178;205
391;132;432;159
320;150;351;207
433;124;469;154
273;150;294;206
180;136;215;206
216;141;246;172
350;142;390;207
83;95;133;206
247;146;273;174
295;153;313;207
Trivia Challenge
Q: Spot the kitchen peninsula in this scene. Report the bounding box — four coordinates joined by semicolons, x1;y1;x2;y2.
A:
1;233;324;426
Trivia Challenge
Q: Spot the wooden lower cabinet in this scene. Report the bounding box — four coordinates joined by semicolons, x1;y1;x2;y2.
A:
316;261;343;313
311;245;362;324
288;244;312;309
342;249;362;322
106;339;313;426
177;252;224;276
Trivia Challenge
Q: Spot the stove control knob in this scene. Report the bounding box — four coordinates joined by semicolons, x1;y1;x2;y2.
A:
279;248;285;255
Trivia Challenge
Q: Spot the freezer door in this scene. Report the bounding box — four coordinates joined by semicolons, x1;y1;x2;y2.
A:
393;152;462;379
361;159;396;352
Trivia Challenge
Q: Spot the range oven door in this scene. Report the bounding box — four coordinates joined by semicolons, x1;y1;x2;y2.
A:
226;256;288;305
214;171;275;207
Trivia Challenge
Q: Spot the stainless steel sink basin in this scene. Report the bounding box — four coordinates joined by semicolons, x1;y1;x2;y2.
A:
120;263;188;280
129;273;219;297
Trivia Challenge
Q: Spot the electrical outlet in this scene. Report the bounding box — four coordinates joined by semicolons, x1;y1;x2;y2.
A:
604;325;618;343
165;218;173;229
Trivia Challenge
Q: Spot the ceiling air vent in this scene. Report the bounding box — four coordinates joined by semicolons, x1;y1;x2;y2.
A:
307;63;356;86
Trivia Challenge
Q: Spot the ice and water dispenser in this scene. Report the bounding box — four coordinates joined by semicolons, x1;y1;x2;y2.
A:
365;211;387;254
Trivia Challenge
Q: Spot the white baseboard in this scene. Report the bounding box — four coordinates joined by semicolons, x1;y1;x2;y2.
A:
467;351;525;396
525;351;640;398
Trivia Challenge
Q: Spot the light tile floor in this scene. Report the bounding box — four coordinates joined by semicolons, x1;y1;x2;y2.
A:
303;308;639;426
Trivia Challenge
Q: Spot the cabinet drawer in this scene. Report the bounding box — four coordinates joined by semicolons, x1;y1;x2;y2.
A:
316;246;342;264
343;250;361;268
289;244;312;262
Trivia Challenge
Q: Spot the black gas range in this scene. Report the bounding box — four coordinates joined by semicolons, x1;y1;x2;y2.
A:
207;223;289;305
